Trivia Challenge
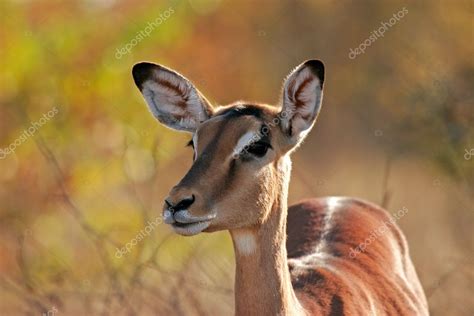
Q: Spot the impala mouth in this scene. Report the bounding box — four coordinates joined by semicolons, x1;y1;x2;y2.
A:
165;210;216;236
171;220;211;236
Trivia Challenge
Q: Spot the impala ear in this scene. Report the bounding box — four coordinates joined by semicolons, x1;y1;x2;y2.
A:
280;60;324;146
132;62;214;132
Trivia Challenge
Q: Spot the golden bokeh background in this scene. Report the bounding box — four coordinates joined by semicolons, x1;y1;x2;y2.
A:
0;0;472;315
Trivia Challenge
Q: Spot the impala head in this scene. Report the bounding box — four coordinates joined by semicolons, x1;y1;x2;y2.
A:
132;60;324;236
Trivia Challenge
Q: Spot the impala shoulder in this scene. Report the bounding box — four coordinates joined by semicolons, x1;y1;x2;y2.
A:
335;197;404;233
289;196;388;215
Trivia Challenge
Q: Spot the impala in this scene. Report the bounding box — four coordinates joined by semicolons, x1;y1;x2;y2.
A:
132;59;429;315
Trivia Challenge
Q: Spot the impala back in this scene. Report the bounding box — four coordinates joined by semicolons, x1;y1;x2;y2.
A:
286;197;429;315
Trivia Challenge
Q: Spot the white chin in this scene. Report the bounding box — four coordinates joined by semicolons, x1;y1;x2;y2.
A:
171;221;211;236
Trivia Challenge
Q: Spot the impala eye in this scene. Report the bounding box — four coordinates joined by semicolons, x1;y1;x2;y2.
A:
247;141;271;157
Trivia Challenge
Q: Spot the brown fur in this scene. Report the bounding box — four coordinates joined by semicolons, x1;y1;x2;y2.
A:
132;60;429;315
166;105;428;315
287;198;428;315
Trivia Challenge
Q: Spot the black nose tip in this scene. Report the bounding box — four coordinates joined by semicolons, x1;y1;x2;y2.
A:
165;194;195;212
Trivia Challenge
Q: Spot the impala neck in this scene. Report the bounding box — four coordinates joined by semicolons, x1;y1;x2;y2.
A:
230;157;305;316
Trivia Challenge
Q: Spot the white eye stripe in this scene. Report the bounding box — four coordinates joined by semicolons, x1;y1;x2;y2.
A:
232;131;261;158
192;132;199;154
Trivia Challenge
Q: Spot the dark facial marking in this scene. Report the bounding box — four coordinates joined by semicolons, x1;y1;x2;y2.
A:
177;121;230;187
216;105;263;120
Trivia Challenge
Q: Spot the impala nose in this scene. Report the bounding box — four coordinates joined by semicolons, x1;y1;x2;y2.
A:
165;194;195;212
163;194;195;223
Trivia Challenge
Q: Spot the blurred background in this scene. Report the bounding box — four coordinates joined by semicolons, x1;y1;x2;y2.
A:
0;0;473;315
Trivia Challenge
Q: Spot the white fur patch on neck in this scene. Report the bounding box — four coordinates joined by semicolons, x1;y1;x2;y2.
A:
232;131;261;158
234;232;257;256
